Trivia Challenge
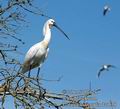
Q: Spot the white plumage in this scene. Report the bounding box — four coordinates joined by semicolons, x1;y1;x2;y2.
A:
21;42;49;74
21;19;69;74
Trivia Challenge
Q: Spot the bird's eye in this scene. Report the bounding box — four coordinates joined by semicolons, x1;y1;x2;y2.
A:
51;21;54;24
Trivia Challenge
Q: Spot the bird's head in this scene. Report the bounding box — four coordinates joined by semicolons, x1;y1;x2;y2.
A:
46;19;55;29
44;19;70;40
104;5;109;10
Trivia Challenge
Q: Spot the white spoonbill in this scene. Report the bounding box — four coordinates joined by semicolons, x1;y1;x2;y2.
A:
20;19;69;76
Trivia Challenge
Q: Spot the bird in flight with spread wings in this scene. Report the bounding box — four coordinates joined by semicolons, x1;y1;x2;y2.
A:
97;64;116;78
103;5;111;16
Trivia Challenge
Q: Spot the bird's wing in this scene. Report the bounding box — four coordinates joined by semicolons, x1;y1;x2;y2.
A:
45;48;49;59
24;42;41;64
108;65;116;68
20;43;42;73
108;7;111;11
98;68;104;78
103;9;107;16
98;71;101;78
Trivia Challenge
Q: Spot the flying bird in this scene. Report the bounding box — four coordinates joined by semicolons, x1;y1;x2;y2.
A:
103;5;111;16
20;19;69;77
97;64;116;78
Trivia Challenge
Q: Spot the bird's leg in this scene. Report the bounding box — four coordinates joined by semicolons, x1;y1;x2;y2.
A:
28;65;32;78
23;65;32;90
36;67;43;99
15;77;22;90
36;67;40;80
24;77;30;91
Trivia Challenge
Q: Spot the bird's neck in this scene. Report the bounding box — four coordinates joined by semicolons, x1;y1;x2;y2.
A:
43;24;51;47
